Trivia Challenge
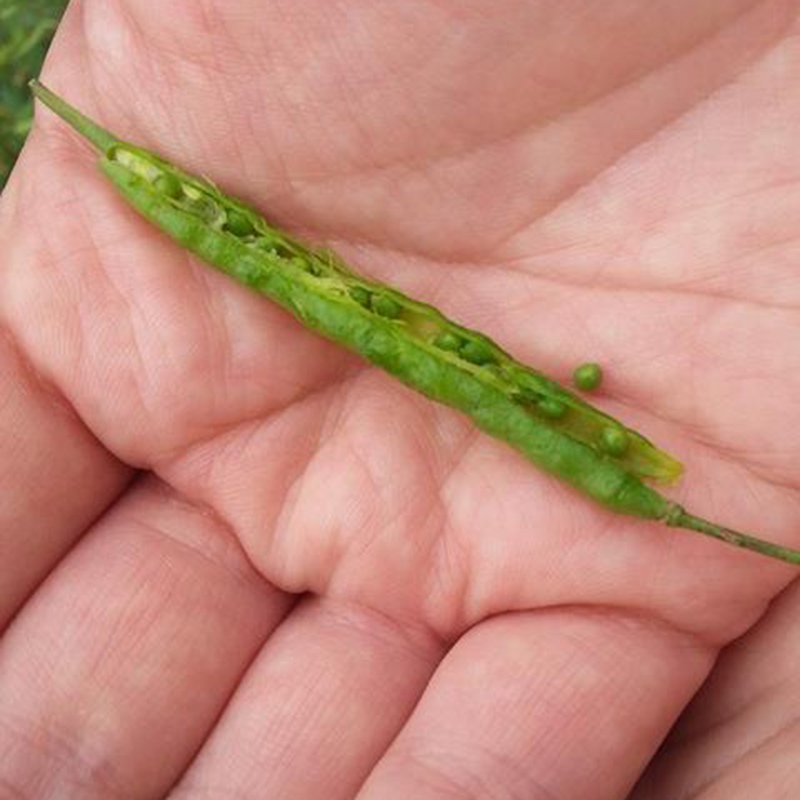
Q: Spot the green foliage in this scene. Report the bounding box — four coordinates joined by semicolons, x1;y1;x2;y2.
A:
0;0;68;190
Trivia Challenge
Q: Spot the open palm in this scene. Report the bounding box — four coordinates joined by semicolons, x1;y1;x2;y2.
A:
2;1;800;797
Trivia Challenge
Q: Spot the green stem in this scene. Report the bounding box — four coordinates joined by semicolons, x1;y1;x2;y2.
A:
668;509;800;565
29;79;118;153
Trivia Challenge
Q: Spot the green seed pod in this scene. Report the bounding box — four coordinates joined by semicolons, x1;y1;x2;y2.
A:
154;173;183;199
350;286;371;307
225;209;255;237
460;340;495;365
373;295;402;319
34;80;800;567
433;331;462;352
537;397;567;419
574;362;603;392
601;427;629;456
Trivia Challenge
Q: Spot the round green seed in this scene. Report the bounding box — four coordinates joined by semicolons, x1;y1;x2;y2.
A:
154;173;183;199
224;209;255;237
600;427;629;456
460;340;495;365
433;331;462;352
373;295;402;319
536;397;567;419
573;362;603;392
350;286;371;307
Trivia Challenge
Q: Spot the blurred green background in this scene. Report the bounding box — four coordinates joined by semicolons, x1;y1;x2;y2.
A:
0;0;69;191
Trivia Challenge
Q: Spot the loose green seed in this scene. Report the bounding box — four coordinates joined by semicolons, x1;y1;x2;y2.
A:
601;427;629;456
537;397;567;419
224;209;255;237
350;286;371;307
154;173;183;199
460;340;495;365
33;79;800;567
372;295;402;319
574;362;603;392
433;331;462;352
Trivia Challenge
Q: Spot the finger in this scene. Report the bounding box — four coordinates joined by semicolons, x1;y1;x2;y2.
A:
669;726;800;800
0;280;129;629
0;476;291;799
170;595;443;799
631;578;800;799
162;378;783;646
357;608;713;800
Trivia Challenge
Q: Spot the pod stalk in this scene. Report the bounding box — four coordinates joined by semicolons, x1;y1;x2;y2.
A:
669;510;800;565
29;79;119;153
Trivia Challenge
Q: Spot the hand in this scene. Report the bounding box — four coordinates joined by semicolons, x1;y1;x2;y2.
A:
2;2;799;797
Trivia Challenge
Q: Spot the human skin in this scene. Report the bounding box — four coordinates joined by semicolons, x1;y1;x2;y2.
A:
1;0;800;798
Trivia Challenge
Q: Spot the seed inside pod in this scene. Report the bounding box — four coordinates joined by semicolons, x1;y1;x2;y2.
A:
154;173;183;199
350;286;371;307
600;427;629;456
433;331;462;352
536;397;567;419
224;209;255;237
373;295;402;319
460;340;495;365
